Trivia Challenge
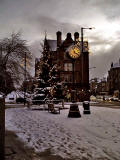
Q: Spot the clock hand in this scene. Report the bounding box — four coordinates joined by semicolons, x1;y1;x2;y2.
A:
74;50;79;55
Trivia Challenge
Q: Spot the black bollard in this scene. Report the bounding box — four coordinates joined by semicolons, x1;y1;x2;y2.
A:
83;101;91;114
68;103;81;118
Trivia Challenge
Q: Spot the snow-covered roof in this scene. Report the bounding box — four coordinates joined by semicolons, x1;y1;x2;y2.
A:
34;94;45;97
112;62;120;68
0;92;4;98
47;39;64;51
0;94;3;98
35;58;40;63
47;40;57;51
34;88;44;91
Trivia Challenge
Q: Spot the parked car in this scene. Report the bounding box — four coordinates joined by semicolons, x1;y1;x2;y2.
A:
32;94;46;105
16;97;26;103
104;96;112;101
112;97;119;101
90;95;96;101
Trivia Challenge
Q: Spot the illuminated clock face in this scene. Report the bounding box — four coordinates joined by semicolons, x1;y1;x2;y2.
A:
68;45;80;59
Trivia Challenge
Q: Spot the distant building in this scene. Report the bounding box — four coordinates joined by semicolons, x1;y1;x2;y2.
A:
107;60;120;97
90;78;98;95
90;77;108;96
36;31;90;101
97;78;108;95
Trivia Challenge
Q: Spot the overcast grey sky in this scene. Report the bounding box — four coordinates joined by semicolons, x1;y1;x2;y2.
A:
0;0;120;79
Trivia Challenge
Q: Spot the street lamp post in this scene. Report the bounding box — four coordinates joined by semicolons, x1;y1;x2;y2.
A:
24;51;27;106
81;27;93;91
72;59;75;102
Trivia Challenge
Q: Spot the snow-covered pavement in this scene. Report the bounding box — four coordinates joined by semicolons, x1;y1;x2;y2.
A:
5;105;120;160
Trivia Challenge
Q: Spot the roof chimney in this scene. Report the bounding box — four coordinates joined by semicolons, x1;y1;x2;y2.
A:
111;62;113;68
66;32;72;39
56;31;62;47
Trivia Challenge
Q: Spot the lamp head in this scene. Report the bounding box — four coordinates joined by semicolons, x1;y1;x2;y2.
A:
89;27;95;30
81;27;95;30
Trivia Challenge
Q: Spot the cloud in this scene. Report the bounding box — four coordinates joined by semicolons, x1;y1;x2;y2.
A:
90;41;120;78
30;40;42;58
91;0;120;20
1;0;120;79
26;15;84;40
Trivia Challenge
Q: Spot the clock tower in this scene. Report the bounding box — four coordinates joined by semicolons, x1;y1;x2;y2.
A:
57;32;89;101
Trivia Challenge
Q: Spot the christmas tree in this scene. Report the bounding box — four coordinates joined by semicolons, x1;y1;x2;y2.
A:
38;37;63;100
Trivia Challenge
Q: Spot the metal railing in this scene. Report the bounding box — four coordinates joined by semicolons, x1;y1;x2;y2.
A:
29;99;64;109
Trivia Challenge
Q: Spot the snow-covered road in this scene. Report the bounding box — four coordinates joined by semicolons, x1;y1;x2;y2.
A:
5;105;120;160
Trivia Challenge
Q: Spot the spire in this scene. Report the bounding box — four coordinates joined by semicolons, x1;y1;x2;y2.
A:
45;30;47;40
44;30;49;52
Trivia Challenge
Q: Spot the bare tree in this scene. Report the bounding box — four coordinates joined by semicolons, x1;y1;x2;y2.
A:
0;32;32;95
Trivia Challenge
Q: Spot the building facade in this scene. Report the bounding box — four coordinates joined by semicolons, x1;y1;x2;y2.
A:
97;78;109;95
36;31;90;101
90;78;98;95
107;60;120;97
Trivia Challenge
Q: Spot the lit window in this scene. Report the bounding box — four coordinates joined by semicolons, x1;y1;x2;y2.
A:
64;75;72;82
64;63;73;71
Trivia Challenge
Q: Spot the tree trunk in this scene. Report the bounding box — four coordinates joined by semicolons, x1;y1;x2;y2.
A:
0;98;5;160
